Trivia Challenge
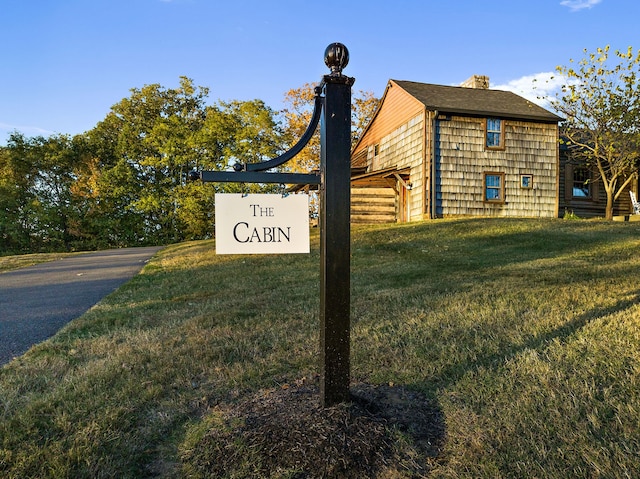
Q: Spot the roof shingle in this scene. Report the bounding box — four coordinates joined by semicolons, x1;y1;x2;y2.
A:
392;79;563;123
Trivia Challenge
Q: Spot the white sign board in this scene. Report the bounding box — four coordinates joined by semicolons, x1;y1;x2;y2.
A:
215;193;310;254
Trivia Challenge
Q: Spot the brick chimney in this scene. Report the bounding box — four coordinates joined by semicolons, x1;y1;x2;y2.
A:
460;75;490;89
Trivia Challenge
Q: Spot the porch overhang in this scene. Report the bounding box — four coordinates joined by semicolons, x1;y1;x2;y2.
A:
351;166;411;191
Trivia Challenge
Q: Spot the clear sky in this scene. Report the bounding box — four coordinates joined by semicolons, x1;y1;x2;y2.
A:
0;0;636;144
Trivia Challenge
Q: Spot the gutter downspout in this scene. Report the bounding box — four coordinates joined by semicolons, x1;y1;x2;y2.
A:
430;110;439;219
422;106;428;219
555;124;560;217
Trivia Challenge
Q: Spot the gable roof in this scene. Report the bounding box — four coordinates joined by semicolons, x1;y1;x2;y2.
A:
392;79;563;123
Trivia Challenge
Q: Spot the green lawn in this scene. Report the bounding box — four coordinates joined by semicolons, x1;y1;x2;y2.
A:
1;218;640;478
0;252;80;273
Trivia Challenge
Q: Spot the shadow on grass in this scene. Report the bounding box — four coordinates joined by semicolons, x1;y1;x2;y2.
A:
427;290;640;391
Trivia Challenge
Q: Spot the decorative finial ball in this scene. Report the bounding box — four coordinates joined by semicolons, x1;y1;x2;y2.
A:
324;43;349;75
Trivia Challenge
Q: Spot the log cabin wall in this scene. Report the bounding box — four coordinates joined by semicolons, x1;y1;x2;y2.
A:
369;115;424;220
351;187;396;223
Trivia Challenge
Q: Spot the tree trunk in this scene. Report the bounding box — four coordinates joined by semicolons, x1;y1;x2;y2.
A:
605;190;614;220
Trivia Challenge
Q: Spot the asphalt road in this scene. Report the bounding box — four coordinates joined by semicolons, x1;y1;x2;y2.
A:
0;246;163;366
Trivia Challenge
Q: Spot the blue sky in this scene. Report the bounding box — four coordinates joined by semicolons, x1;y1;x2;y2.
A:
0;0;635;144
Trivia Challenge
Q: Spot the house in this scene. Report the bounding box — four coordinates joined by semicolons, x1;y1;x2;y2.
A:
559;140;639;218
350;76;564;223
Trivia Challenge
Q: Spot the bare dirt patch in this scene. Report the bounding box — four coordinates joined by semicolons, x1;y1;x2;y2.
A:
182;378;445;478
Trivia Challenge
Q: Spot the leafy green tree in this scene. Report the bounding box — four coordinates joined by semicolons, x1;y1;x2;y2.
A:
34;134;85;250
77;112;150;247
0;134;40;253
100;77;211;243
90;78;285;243
5;77;364;252
0;133;82;252
554;46;640;220
211;99;284;166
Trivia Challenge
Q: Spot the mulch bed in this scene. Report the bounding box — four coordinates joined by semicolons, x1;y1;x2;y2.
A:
183;377;445;478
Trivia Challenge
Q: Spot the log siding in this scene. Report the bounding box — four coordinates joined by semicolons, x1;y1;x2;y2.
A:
559;152;639;218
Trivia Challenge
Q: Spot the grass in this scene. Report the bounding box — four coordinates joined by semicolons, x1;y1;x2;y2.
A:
0;251;80;273
1;217;640;477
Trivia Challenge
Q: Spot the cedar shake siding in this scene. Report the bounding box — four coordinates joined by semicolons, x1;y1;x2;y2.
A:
435;117;558;217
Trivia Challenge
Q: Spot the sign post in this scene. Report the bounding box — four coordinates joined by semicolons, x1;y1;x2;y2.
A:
191;43;354;407
319;55;354;405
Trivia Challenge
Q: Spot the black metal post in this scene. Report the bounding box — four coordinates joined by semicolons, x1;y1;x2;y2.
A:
319;44;355;407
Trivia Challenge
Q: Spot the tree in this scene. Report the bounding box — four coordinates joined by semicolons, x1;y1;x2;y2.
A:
0;133;84;252
70;119;143;248
199;99;284;168
33;134;82;250
282;83;379;172
0;133;40;252
352;90;379;146
5;77;376;252
93;78;285;243
281;83;320;173
103;77;212;243
553;45;640;220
